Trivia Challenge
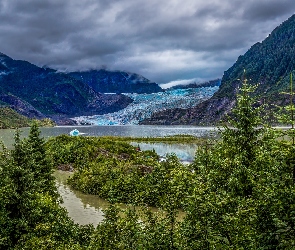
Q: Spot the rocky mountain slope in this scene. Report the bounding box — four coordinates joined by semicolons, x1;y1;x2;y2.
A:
141;14;295;125
68;70;163;94
0;53;136;124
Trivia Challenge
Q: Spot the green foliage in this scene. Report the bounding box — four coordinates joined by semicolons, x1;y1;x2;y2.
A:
0;107;31;128
99;134;207;144
46;135;194;208
184;79;295;248
0;124;91;249
43;80;294;248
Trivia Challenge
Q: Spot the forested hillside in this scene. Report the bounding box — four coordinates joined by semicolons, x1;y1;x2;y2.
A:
217;14;295;102
0;107;30;128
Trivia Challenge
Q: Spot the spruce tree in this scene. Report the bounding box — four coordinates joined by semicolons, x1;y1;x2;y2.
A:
181;73;288;248
0;124;73;248
24;122;56;197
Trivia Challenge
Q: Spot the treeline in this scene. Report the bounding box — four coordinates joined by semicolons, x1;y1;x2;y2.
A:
1;82;295;249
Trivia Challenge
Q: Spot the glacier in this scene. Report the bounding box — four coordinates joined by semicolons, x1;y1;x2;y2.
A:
72;86;219;125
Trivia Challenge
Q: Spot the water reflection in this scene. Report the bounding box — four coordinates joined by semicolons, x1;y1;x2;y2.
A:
131;142;197;162
54;170;185;226
54;171;106;226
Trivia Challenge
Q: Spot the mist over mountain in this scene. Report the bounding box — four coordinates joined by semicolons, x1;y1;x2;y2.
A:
167;79;221;90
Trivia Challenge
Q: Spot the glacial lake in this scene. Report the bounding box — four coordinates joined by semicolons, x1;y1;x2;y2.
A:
0;125;218;225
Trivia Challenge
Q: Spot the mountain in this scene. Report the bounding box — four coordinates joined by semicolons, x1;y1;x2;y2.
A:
0;53;133;124
68;70;163;94
141;14;295;125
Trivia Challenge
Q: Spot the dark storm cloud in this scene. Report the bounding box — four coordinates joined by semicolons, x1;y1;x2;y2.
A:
0;0;294;84
242;0;295;21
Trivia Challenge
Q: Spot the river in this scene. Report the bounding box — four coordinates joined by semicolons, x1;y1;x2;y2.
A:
54;171;107;226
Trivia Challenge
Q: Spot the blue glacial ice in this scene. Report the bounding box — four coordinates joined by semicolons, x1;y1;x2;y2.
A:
72;86;219;125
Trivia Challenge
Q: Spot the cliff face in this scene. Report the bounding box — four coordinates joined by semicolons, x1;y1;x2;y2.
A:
68;70;163;94
142;14;295;125
0;53;133;124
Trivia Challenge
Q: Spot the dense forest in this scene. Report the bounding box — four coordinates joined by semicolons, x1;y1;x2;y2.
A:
1;80;295;249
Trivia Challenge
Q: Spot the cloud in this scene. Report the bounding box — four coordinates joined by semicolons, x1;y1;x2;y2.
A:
0;0;294;84
160;78;202;89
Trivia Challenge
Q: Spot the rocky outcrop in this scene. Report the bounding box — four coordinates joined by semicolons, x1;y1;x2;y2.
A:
0;94;45;119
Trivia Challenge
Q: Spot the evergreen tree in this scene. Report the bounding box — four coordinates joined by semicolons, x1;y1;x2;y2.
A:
24;121;57;197
0;124;88;249
181;74;295;248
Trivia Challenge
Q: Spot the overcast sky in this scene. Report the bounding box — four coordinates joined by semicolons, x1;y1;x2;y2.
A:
0;0;294;87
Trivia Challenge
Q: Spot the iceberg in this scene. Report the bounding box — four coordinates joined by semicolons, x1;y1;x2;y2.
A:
70;129;80;136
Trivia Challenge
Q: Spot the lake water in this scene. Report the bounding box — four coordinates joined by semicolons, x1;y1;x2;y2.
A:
0;125;217;225
0;125;218;148
130;142;198;163
0;124;216;137
0;125;218;163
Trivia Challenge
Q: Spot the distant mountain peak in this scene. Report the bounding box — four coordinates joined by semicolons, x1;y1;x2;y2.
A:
68;69;163;94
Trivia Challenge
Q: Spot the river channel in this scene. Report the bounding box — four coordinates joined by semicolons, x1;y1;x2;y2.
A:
0;125;217;225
